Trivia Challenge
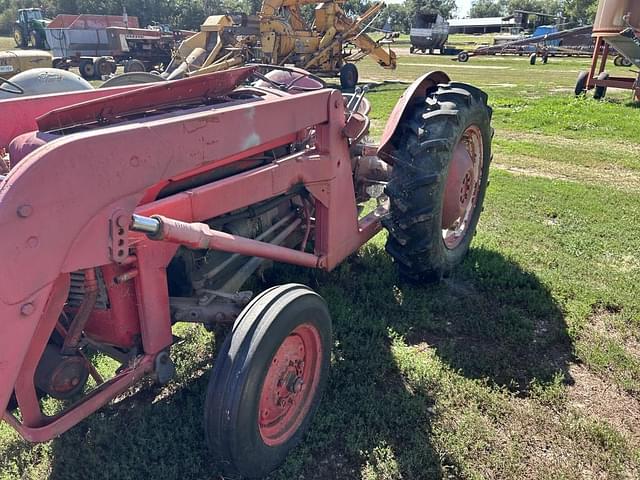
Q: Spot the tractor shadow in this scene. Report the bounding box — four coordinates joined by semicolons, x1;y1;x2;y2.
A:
45;244;572;480
264;244;573;478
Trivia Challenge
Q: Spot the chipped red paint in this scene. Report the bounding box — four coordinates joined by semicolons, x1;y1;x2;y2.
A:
36;66;257;131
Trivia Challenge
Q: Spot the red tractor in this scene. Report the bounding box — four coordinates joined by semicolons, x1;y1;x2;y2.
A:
0;66;492;477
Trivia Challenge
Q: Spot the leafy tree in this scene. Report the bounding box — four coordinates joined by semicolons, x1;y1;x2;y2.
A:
563;0;598;24
407;0;457;20
470;0;506;18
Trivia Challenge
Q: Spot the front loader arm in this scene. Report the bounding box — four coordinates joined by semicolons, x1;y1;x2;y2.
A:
0;77;338;426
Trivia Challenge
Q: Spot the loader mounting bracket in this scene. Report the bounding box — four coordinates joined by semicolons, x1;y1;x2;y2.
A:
109;210;130;264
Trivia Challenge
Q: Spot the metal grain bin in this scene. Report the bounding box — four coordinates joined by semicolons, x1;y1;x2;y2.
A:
409;13;449;52
593;0;640;36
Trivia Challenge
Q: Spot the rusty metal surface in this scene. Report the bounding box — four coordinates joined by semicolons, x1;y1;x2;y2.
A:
0;84;148;150
34;345;89;400
61;269;98;355
36;67;257;131
593;0;640;36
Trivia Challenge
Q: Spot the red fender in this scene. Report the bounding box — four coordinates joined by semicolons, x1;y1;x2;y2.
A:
377;70;450;164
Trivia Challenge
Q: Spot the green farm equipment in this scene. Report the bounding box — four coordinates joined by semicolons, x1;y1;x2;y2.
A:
14;8;50;50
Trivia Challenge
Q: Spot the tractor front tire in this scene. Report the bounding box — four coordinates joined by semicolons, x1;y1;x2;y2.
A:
204;284;331;478
339;63;358;90
383;83;493;282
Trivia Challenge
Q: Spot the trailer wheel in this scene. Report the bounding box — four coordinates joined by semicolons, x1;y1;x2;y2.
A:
614;55;632;67
410;46;415;54
575;71;588;96
529;53;537;65
339;63;358;90
94;57;113;78
542;53;549;64
457;51;469;63
79;59;96;80
383;83;492;282
593;71;609;100
204;284;331;478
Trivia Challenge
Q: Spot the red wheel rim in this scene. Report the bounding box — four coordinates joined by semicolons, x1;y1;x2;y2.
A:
258;323;323;446
441;125;484;249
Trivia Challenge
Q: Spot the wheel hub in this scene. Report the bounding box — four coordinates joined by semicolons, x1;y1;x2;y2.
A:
441;125;484;249
258;323;322;446
442;142;474;229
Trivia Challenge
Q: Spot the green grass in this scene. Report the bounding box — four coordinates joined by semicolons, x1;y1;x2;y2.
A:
0;36;14;50
2;33;640;480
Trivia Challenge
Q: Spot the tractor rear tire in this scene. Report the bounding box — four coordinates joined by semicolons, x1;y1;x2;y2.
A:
593;71;609;100
339;63;358;90
382;83;493;282
79;59;96;80
575;71;588;96
204;284;331;478
14;26;27;48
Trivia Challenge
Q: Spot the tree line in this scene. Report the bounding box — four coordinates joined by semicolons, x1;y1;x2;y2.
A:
0;0;600;36
469;0;598;25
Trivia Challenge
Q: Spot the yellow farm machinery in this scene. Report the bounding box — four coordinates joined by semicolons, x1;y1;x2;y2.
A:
163;1;397;88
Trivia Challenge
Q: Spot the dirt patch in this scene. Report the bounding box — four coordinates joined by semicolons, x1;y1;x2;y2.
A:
493;155;640;192
498;129;640;157
589;306;640;359
567;363;640;446
398;62;510;70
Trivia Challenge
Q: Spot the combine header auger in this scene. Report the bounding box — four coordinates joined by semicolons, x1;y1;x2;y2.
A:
0;66;492;477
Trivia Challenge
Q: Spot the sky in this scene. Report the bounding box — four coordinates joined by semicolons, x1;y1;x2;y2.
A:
457;0;473;17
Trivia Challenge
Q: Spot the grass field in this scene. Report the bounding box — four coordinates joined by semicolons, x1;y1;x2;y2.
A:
1;36;640;479
0;36;14;50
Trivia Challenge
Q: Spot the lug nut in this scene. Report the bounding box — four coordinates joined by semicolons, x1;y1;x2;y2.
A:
20;303;35;316
17;205;33;218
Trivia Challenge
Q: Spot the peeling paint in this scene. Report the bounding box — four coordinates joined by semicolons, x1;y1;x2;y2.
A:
242;132;261;150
